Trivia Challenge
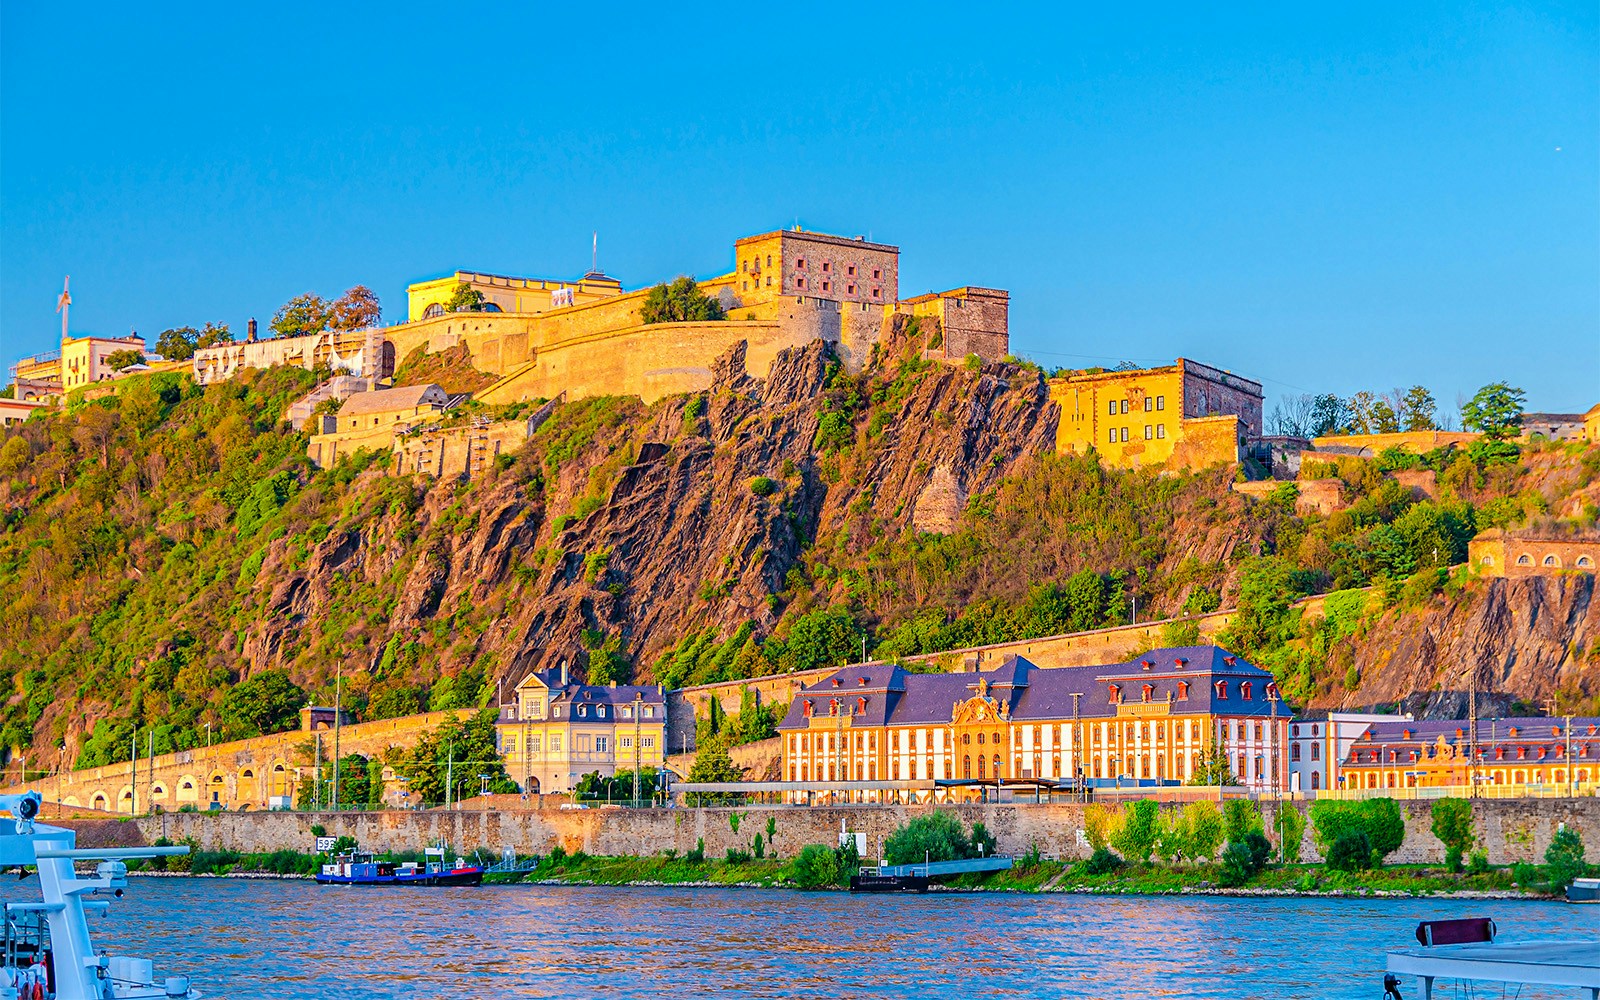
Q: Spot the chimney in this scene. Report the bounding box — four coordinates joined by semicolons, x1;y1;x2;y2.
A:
247;318;258;343
560;660;568;687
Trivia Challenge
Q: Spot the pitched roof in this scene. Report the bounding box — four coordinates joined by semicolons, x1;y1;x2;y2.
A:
339;384;445;417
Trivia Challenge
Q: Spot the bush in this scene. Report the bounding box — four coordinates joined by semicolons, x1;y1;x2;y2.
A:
1545;826;1589;891
1326;831;1373;872
1223;800;1264;842
1112;799;1161;863
1310;798;1405;867
1467;850;1490;876
1242;831;1272;871
792;844;841;889
1217;840;1258;887
749;476;777;497
724;848;752;864
1430;798;1475;873
1510;861;1540;889
1084;847;1123;875
883;811;982;865
686;838;705;864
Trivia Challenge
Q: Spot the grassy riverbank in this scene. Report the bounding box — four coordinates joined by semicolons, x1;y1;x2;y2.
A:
526;851;1543;898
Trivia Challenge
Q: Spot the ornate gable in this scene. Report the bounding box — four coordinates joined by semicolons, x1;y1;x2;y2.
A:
951;678;1009;725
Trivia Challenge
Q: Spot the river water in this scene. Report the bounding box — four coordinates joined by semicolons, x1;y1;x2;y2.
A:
7;878;1596;999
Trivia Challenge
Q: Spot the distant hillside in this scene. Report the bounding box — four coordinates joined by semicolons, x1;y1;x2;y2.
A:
0;337;1595;767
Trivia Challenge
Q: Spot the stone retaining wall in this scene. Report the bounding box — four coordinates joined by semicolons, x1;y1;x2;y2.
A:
127;797;1599;867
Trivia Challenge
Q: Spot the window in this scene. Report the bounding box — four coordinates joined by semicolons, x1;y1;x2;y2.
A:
821;261;830;272
1144;396;1152;412
872;288;881;299
1120;399;1129;414
595;737;608;753
1241;681;1253;700
1311;742;1320;760
873;269;881;279
821;281;830;292
1517;554;1532;565
766;276;772;287
797;277;806;289
550;736;562;751
1156;395;1165;411
1108;429;1116;444
1156;425;1166;439
847;284;855;294
1543;554;1560;567
598;707;606;718
1108;400;1117;416
644;706;654;718
766;255;772;266
797;258;806;269
1177;681;1189;700
529;737;541;752
642;736;654;748
620;736;632;749
1144;425;1153;440
1215;680;1228;699
847;265;856;276
1579;556;1594;568
1120;427;1129;442
1291;743;1301;761
977;732;985;745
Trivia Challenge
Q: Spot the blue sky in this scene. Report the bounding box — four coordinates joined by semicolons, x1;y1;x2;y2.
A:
3;2;1596;415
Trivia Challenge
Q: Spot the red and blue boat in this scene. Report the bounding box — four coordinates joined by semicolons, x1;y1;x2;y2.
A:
317;847;484;886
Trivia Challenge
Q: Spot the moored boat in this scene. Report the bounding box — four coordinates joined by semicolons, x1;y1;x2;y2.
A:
1567;877;1600;903
317;846;484;886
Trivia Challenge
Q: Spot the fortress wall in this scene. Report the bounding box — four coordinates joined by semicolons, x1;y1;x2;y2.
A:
128;797;1600;867
0;712;460;815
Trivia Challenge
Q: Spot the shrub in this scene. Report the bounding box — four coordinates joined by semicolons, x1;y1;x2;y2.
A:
1310;798;1405;867
1112;799;1161;863
1083;847;1123;875
686;838;705;864
884;811;981;865
749;476;777;497
1217;841;1257;887
1545;826;1589;890
1184;801;1225;861
1273;807;1306;863
1326;831;1373;872
1510;861;1540;889
1467;850;1490;876
1242;831;1272;871
1223;800;1263;842
724;848;752;864
1430;798;1475;873
792;844;841;889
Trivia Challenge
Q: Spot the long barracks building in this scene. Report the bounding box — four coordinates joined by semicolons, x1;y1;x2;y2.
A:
777;646;1291;803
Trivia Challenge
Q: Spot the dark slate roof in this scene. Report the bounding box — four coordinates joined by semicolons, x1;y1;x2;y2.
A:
778;646;1286;731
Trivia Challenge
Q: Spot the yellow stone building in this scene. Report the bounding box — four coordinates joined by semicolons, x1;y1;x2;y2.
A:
10;331;148;399
305;383;449;468
1048;359;1263;470
778;646;1292;803
495;667;667;794
1336;717;1600;795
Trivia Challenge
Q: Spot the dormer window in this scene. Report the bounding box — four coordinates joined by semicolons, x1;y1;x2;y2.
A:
1509;726;1519;737
1141;684;1153;703
803;700;813;718
857;696;867;713
1178;681;1190;700
1223;656;1237;666
1174;657;1187;669
578;706;587;718
1215;681;1228;700
1108;684;1121;704
831;678;841;687
858;677;868;686
598;707;606;718
1241;681;1253;701
1140;660;1153;671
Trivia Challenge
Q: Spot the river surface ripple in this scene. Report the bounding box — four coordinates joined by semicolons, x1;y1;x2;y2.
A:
6;878;1597;999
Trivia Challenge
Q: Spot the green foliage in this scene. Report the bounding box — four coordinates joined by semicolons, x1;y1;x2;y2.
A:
749;476;777;497
883;811;993;865
1218;556;1314;656
1544;826;1589;890
763;607;864;674
1460;382;1526;442
1430;798;1475;873
270;293;330;338
1184;801;1225;861
233;471;297;538
1217;840;1257;886
686;838;705;864
1188;742;1239;786
445;282;486;312
1274;806;1306;863
1111;799;1162;862
640;277;725;324
792;843;841;888
1326;831;1374;872
684;738;740;805
105;349;145;372
1223;800;1264;841
1083;846;1123;875
396;709;513;806
219;670;306;739
1310;798;1405;868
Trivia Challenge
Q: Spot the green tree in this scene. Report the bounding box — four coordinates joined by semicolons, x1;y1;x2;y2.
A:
1310;798;1405;868
104;349;145;371
1274;806;1306;863
1348;391;1399;434
792;843;841;888
1430;798;1475;873
194;322;233;350
1218;557;1314;656
883;811;983;865
398;709;512;806
329;285;382;330
1183;800;1225;860
446;283;486;312
685;737;740;805
219;670;306;739
1223;799;1264;842
1544;826;1589;890
1111;799;1162;862
1397;386;1438;432
270;293;330;338
1310;393;1350;436
0;436;31;477
1460;382;1526;442
1188;741;1239;786
640;277;725;324
155;326;199;361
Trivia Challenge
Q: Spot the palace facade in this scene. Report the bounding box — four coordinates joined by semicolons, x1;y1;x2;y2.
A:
494;667;667;795
1336;716;1600;795
776;646;1292;802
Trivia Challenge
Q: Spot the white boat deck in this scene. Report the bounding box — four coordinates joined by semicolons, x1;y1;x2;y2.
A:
1387;940;1600;999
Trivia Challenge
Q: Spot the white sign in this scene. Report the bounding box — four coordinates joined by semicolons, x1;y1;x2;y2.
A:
315;837;338;853
551;288;575;309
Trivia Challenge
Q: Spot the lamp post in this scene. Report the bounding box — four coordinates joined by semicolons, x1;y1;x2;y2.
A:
331;662;343;811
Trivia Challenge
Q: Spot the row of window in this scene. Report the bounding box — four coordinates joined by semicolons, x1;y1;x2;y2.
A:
1107;424;1168;444
794;275;881;298
1109;395;1166;415
798;717;1276;757
796;748;1279;783
502;733;659;753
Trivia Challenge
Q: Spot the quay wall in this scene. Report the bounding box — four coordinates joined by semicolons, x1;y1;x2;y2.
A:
123;797;1600;868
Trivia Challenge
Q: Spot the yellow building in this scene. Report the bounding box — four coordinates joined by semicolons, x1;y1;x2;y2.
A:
778;646;1292;803
1337;717;1600;795
10;331;148;398
1048;359;1263;469
496;666;667;794
406;269;624;322
1584;402;1600;443
305;383;449;467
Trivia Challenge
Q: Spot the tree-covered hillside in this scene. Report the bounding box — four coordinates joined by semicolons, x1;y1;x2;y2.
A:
1;342;1595;769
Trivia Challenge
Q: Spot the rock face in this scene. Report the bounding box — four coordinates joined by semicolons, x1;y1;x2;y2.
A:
1318;575;1599;718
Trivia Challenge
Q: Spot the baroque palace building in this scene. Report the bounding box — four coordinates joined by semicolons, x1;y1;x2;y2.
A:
777;646;1291;803
1334;716;1600;795
495;666;667;795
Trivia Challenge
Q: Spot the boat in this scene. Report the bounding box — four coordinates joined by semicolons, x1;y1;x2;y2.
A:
1567;877;1600;903
317;846;484;886
0;790;198;999
848;869;930;893
849;855;1014;894
1384;917;1599;998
